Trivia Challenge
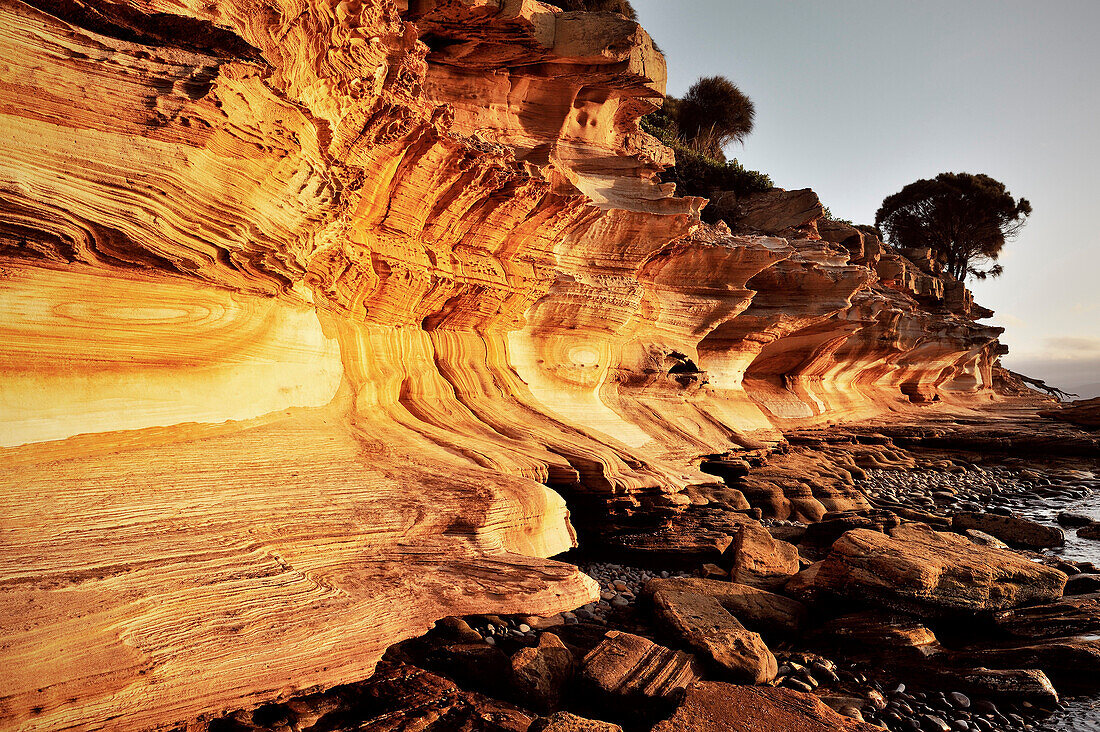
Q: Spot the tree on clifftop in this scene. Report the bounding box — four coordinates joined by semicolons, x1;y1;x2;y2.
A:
875;172;1031;282
676;75;755;159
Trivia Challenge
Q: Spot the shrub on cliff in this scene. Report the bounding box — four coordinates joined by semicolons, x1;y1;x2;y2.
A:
676;76;755;159
875;173;1031;281
641;108;773;224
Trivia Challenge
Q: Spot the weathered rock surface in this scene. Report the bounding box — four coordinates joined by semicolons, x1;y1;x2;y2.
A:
651;681;881;731
992;593;1100;639
728;518;802;590
578;631;702;703
949;637;1100;690
813;524;1067;614
0;0;1034;727
511;632;576;712
952;512;1065;549
651;590;777;683
644;577;807;635
1040;397;1100;430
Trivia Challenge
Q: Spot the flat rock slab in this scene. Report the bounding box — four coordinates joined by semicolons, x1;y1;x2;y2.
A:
993;592;1100;639
578;631;702;702
813;524;1067;615
644;577;807;635
812;611;938;657
652;681;881;731
651;590;777;683
950;636;1100;690
953;512;1065;549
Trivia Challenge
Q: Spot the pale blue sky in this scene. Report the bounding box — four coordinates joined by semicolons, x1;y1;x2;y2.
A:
632;0;1100;397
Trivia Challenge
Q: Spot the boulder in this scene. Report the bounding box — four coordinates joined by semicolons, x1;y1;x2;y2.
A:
992;593;1100;639
728;519;801;591
962;528;1008;549
643;577;807;635
949;637;1100;691
510;632;575;712
578;631;702;704
1066;574;1100;594
651;681;881;731
651;590;777;684
952;512;1064;549
810;611;937;661
935;667;1059;707
1079;523;1100;540
1057;511;1095;528
529;712;623;732
800;509;900;548
783;561;827;606
812;524;1067;615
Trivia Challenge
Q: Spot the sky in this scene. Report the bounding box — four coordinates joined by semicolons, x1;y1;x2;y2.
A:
631;0;1100;398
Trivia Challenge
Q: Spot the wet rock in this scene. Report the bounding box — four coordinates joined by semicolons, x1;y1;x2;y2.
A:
1065;574;1100;595
510;633;575;712
652;590;777;683
652;681;881;731
929;667;1059;707
529;711;623;732
1078;523;1100;541
993;593;1100;638
812;524;1067;615
1057;511;1095;527
643;577;807;635
952;513;1065;549
578;631;702;706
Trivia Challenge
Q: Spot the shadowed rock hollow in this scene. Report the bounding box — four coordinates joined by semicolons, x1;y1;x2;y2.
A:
0;0;1021;729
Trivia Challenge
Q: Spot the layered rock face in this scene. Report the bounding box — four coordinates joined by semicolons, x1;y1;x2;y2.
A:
0;0;1009;728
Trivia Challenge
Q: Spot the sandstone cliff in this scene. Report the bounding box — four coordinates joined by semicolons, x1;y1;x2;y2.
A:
0;1;1008;728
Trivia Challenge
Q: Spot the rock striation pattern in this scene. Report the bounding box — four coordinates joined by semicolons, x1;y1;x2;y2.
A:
0;0;1017;728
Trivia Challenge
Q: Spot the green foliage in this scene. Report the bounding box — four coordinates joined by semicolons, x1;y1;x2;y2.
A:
820;207;854;226
676;76;755;159
642;109;771;224
875;173;1031;282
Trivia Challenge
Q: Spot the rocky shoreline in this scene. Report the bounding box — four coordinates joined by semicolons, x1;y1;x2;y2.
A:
204;423;1100;732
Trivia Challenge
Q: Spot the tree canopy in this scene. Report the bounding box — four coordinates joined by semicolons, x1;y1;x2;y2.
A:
675;76;755;159
874;173;1031;282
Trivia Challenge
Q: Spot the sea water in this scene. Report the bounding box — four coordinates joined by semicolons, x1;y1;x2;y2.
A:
1017;482;1100;730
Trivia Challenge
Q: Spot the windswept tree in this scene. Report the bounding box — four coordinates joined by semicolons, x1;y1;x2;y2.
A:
675;75;755;159
875;173;1031;282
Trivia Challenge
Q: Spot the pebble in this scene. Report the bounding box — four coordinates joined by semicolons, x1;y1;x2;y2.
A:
949;692;970;709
